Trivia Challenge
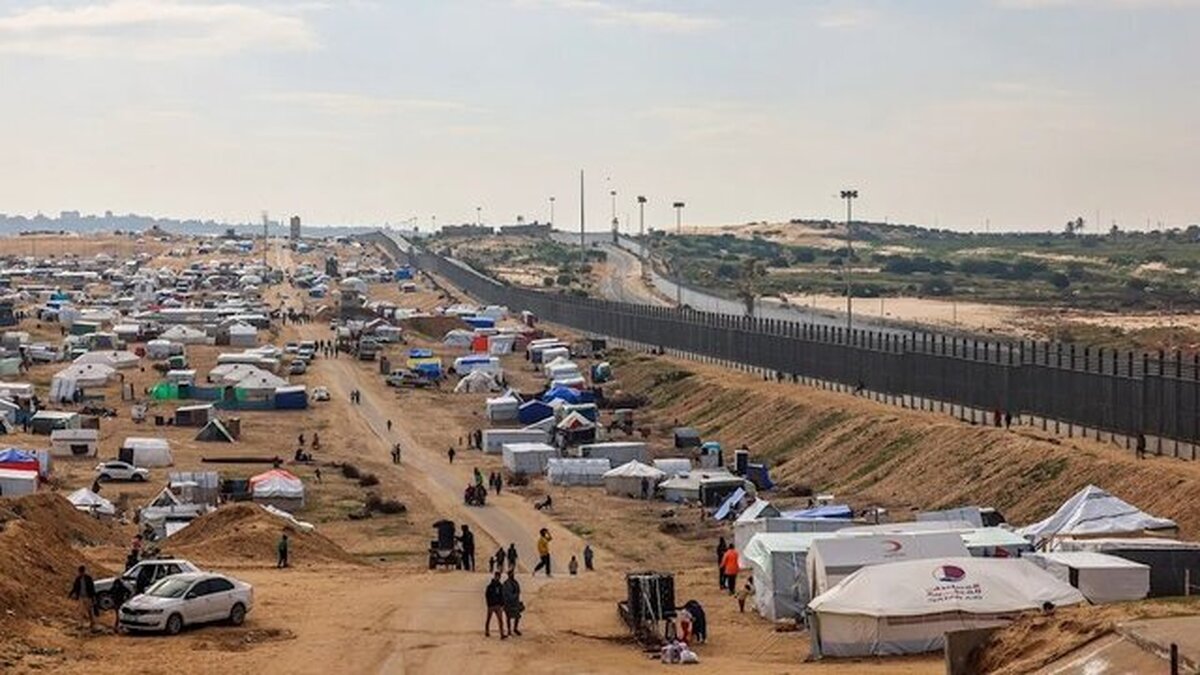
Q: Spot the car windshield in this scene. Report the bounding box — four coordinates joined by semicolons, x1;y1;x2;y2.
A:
147;577;193;598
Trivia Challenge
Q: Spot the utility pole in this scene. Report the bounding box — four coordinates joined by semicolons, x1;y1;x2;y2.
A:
673;201;685;307
476;206;482;227
840;190;858;330
261;211;269;269
549;196;555;227
610;189;618;244
637;196;647;256
579;170;586;273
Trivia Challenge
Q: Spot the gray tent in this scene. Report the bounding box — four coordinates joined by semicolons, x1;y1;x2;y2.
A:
195;418;235;443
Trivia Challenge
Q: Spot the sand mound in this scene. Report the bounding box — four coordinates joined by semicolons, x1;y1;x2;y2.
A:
0;493;122;624
973;600;1200;674
400;315;468;339
165;503;360;566
610;351;1200;537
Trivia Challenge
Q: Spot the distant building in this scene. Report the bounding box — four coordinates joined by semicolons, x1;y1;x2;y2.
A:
290;215;301;240
441;224;494;237
499;222;552;237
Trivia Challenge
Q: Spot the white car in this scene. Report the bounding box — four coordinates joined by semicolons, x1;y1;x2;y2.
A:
119;572;253;635
311;386;330;401
288;360;307;375
284;342;299;354
95;559;202;609
95;460;149;482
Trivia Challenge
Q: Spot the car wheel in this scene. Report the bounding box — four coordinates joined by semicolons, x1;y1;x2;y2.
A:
98;474;111;482
229;603;246;626
95;592;114;611
165;613;183;635
132;474;146;482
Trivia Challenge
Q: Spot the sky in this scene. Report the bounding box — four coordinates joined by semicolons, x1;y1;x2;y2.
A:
0;0;1198;232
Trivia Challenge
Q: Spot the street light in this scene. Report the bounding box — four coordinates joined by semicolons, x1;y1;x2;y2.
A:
476;206;482;227
637;196;647;256
673;201;685;306
549;196;555;227
840;189;858;330
610;190;618;243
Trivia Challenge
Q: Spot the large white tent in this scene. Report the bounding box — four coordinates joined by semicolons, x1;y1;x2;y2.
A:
808;558;1086;658
160;325;209;344
454;369;501;393
502;442;558;476
546;458;610;486
67;488;116;517
742;532;838;622
1020;485;1177;548
1025;551;1150;604
808;532;970;599
73;350;139;369
602;460;666;499
249;469;305;511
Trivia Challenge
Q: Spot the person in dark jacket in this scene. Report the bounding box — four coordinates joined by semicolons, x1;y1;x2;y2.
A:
484;572;507;638
109;576;129;630
502;570;523;636
459;525;476;571
683;600;707;644
506;543;518;572
68;566;96;630
716;537;729;589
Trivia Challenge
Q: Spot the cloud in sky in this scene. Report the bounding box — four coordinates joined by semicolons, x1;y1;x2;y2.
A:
513;0;719;33
996;0;1200;8
0;1;318;58
262;91;474;116
818;7;880;29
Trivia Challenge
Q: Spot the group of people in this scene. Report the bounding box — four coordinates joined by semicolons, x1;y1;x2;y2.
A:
350;389;362;404
487;471;503;495
716;537;755;612
484;570;524;639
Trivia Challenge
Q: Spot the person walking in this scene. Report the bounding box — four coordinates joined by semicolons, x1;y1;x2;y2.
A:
68;566;96;631
506;543;518;572
1137;433;1147;460
1004;410;1013;430
459;524;476;572
491;547;505;574
277;533;290;568
448;447;456;464
583;543;594;571
532;529;553;577
502;570;523;637
568;555;579;576
386;419;392;432
109;574;129;630
716;537;729;590
720;546;740;595
484;572;508;639
640;476;650;500
736;577;755;613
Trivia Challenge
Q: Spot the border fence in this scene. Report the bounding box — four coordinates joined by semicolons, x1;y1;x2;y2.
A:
365;232;1200;454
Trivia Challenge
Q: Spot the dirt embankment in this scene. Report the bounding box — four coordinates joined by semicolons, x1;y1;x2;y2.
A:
0;494;125;625
399;315;468;340
608;351;1200;536
973;599;1200;674
165;503;360;567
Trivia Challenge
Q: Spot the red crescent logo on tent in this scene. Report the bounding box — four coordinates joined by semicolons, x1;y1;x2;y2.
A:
883;539;903;553
933;565;967;583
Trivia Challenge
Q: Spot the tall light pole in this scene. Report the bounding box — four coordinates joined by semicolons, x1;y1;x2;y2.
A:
840;189;858;330
673;201;685;306
476;206;482;227
549;196;555;227
579;170;586;272
637;196;647;256
610;189;618;243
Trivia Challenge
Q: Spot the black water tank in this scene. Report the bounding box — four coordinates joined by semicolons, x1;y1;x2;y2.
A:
734;449;749;475
626;572;676;621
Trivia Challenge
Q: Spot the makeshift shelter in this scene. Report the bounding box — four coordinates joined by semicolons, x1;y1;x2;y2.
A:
807;533;971;599
249;469;305;511
486;395;520;422
579;442;647;466
273;386;308;410
783;504;855;520
0;468;37;496
73;350;139;369
1055;538;1200;598
1025;551;1150;604
49;429;98;458
30;410;81;435
174;404;213;427
145;339;179;360
517;400;554;424
67;488;116;517
742;532;837;621
602;460;666;499
118;437;174;467
960;528;1034;558
546;458;610;486
674;427;702;449
808;558;1085;658
0;448;43;476
555;411;596;446
454;355;501;376
195;418;236;443
236;371;289;397
653;458;692;478
481;428;549;454
227;323;258;347
159;325;208;345
442;329;474;348
542;386;584;405
487;333;516;355
502;442;558;476
455;369;501;393
1020;485;1177;548
659;471;746;507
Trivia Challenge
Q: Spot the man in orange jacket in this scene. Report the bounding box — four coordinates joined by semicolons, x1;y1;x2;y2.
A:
720;547;740;595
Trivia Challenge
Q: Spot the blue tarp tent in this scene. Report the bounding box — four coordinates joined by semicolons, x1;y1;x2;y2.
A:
413;362;443;379
463;316;495;329
562;403;598;422
781;504;854;520
394;267;414;280
0;448;37;463
273;386;309;410
518;400;554;424
542;386;582;405
714;487;747;521
746;463;775;491
408;348;433;359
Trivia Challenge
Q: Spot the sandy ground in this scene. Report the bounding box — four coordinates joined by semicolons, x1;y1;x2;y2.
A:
775;292;1026;334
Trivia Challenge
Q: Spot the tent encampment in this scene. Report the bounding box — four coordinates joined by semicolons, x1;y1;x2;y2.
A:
501;442;558;476
808;558;1085;658
455;369;501;393
602;460;666;499
1020;485;1177;548
807;532;971;599
1025;551;1150;604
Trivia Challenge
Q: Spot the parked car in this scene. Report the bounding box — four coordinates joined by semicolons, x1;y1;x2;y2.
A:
288;359;307;375
284;342;299;354
311;386;331;401
96;559;202;610
94;460;149;483
119;572;254;635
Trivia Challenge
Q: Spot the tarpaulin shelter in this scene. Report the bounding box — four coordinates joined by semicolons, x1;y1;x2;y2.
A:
1025;551;1150;604
546;458;610;486
481;428;548;454
486;394;520;422
455;370;501;393
807;533;971;599
68;488;116;517
0;448;41;475
742;532;839;622
273;386;308;410
542;386;583;405
195;418;236;442
808;558;1085;658
555;411;596;445
118;437;173;467
1020;485;1177;548
518;400;554;424
502;442;558;476
249;469;305;511
0;468;37;496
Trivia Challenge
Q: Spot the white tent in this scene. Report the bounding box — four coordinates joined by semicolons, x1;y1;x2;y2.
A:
0;468;37;496
120;437;174;467
67;488;116;517
579;442;648;466
735;515;851;553
53;362;116;388
73;350;139;369
442;329;475;348
488;333;516;355
602;460;666;499
235;371;290;395
653;458;693;478
454;369;501;393
546;458;610;486
249;469;305;511
809;558;1085;658
502;442;558;476
481;428;549;454
227;323;257;347
1025;551;1150;604
145;339;179;360
209;362;267;385
808;532;971;599
160;325;209;344
1020;485;1177;548
486;394;520;422
742;532;838;622
50;429;99;458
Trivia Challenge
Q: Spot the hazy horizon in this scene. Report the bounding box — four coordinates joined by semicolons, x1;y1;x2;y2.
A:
1;1;1197;233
